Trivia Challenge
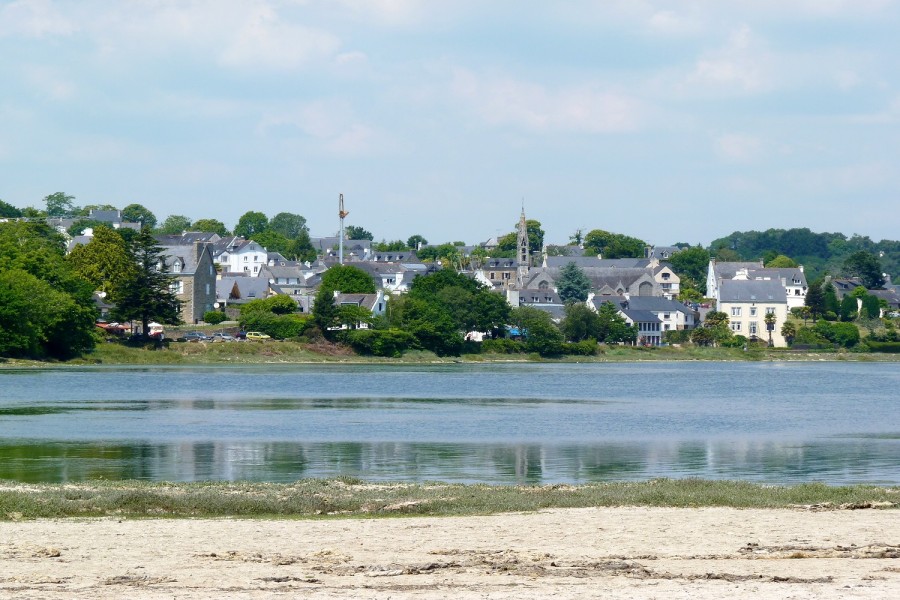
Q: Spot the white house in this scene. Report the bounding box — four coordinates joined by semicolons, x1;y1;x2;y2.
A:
716;279;788;346
213;237;268;277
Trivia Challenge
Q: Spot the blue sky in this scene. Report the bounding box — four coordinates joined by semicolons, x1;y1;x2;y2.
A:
1;0;898;246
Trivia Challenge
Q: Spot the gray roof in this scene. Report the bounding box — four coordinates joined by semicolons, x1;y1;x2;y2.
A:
156;231;220;246
712;261;765;279
518;289;563;305
162;243;211;275
544;256;651;269
620;308;661;323
217;276;269;302
87;209;122;223
719;279;787;303
623;296;693;314
646;246;681;260
527;304;566;321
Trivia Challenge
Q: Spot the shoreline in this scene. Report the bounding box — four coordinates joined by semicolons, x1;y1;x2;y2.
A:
2;506;898;598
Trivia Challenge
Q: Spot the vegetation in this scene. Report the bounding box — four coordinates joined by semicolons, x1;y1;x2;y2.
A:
556;262;591;303
0;479;896;520
583;229;647;258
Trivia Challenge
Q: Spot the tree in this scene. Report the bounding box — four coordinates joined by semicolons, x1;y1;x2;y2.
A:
781;321;797;346
805;279;826;318
569;229;584;246
320;265;376;294
562;303;599;342
374;239;407;252
121;203;157;229
0;221;97;358
157;214;192;235
407;234;427;249
191;219;229;236
234;211;269;239
583;229;646;258
312;286;339;333
113;229;182;337
700;310;733;346
764;311;777;347
668;246;710;288
497;220;544;256
0;199;22;218
510;306;564;356
556;262;591;304
345;225;374;241
765;254;798;268
595;301;636;344
67;227;137;298
44;192;77;217
842;251;885;289
839;295;858;321
269;212;308;239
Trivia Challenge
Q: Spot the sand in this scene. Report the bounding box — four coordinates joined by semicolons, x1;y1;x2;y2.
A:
1;507;898;599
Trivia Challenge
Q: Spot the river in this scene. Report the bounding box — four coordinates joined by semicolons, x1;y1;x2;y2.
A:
1;362;898;485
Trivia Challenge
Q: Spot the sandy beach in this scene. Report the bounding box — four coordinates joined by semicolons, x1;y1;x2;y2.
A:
2;506;898;599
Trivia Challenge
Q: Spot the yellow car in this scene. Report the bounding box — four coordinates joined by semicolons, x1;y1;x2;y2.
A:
245;331;271;341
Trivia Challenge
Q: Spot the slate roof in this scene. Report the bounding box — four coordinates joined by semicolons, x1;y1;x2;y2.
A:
161;243;211;275
718;279;787;303
156;231;220;246
623;296;693;314
217;276;269;302
712;261;765;279
619;308;661;323
544;256;651;269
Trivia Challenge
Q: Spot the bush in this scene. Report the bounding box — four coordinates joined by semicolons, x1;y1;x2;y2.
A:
482;338;526;354
663;329;691;344
204;311;226;325
239;312;312;339
814;320;860;348
240;295;298;315
866;341;900;353
562;340;598;355
721;335;748;348
342;328;415;357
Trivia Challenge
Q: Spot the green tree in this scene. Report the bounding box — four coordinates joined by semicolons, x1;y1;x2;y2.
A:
842;251;885;289
234;211;269;239
121;203;157;229
374;239;407;252
781;321;797;346
839;295;858;321
668;246;710;288
44;192;77;217
407;234;428;249
312;286;339;333
765;254;798;268
764;311;777;347
113;229;182;336
510;306;564;356
583;229;647;258
569;229;584;245
345;225;374;241
157;214;192;235
191;218;229;236
562;303;599;342
700;310;733;346
0;199;22;218
556;262;591;303
805;279;826;318
320;265;376;294
67;227;137;298
497;220;544;256
823;282;840;318
268;212;308;239
595;301;636;344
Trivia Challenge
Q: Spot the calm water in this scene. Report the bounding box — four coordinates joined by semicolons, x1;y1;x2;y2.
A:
1;362;898;485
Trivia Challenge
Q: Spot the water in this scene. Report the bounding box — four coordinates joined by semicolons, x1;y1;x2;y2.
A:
1;362;898;485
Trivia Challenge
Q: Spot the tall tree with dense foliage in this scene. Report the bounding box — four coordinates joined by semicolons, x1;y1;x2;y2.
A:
67;227;137;298
345;225;374;241
509;306;564;356
121;203;157;229
44;192;77;217
804;279;826;318
268;212;308;239
556;262;591;303
157;214;192;235
498;219;545;256
234;211;269;239
0;199;22;218
320;265;376;295
406;234;427;249
583;229;647;258
842;251;885;289
191;218;229;236
561;303;599;342
113;229;182;337
0;221;97;358
668;246;710;288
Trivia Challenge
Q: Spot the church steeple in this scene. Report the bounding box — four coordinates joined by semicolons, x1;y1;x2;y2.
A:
516;203;529;289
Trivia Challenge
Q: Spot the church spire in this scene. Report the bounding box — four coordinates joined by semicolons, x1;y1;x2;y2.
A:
516;202;529;289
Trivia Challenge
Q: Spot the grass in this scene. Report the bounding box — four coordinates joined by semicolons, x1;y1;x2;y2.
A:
1;479;897;520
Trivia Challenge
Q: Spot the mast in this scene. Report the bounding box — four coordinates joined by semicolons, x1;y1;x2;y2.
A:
338;193;349;265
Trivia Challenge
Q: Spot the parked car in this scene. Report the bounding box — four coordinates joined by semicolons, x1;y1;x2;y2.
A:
211;332;235;342
245;331;271;341
182;331;210;342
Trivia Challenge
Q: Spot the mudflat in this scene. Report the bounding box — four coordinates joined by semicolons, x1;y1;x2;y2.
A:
2;506;898;599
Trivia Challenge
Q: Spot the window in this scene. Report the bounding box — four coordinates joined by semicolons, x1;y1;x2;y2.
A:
205;283;210;295
730;322;742;332
766;307;775;315
731;307;742;317
502;272;510;280
663;312;671;320
749;323;758;335
662;272;670;280
243;256;248;262
489;273;495;280
170;281;184;294
750;307;757;317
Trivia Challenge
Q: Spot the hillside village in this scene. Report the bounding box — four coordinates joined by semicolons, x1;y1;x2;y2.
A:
28;207;900;347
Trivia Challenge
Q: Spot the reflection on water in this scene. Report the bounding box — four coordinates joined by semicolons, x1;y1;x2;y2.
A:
1;439;897;485
1;362;899;484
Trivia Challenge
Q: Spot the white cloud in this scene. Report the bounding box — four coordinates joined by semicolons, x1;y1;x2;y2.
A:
451;69;644;134
646;10;703;36
22;65;76;100
219;4;340;70
257;100;380;156
687;25;771;93
0;0;75;38
714;133;763;163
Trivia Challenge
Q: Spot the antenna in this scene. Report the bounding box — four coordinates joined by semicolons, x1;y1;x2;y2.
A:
338;193;349;265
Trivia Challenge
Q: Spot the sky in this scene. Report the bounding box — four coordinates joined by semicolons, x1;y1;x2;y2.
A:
1;0;899;247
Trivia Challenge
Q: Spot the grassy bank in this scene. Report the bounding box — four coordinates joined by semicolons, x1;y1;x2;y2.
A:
1;339;895;368
1;479;897;520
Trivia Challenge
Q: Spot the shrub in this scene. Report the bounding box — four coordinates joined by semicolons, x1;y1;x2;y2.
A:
866;341;900;353
814;320;860;348
342;328;415;357
721;335;748;348
204;311;226;325
663;329;691;344
240;295;298;315
482;338;526;354
239;312;312;339
562;340;598;356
